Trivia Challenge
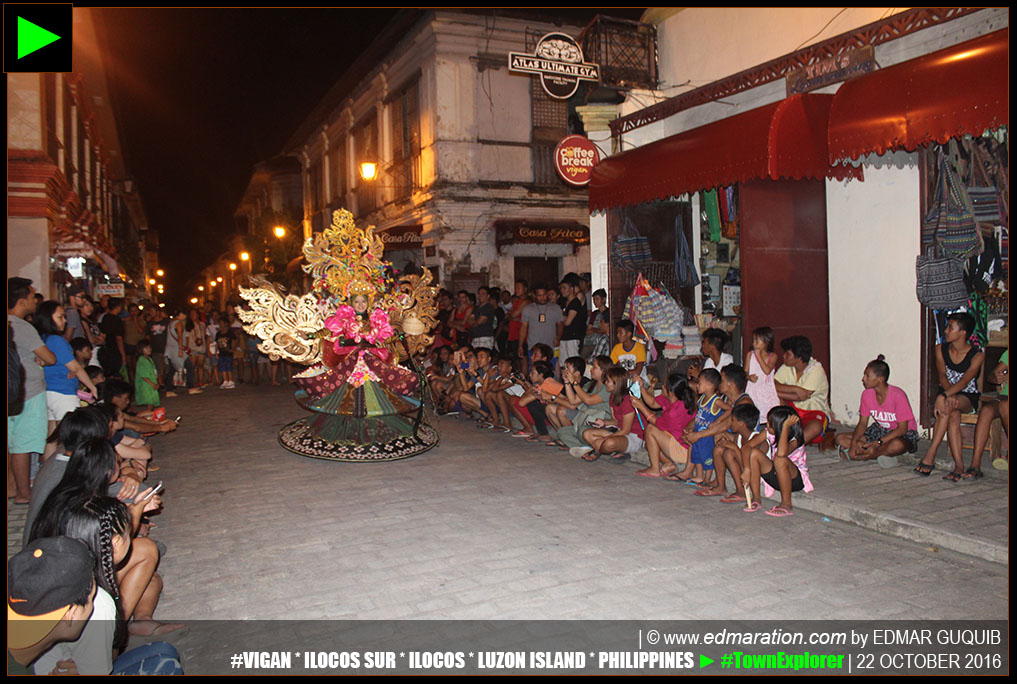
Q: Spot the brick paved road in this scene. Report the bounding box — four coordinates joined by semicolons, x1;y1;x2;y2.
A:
135;384;1006;623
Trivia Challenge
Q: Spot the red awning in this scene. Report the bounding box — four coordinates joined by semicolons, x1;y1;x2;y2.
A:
828;28;1009;162
590;93;858;212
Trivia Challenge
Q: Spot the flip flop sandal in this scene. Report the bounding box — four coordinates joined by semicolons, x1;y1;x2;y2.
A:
942;471;963;482
837;445;850;461
582;452;600;462
913;461;934;476
743;502;762;513
693;489;724;497
635;471;664;478
960;468;983;480
719;494;745;504
764;506;793;517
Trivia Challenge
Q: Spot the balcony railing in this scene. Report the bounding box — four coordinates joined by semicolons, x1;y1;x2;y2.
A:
579;15;658;91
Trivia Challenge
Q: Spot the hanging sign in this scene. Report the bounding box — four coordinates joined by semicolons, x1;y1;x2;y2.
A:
95;282;125;298
508;32;600;100
554;135;600;186
786;45;876;95
377;224;423;249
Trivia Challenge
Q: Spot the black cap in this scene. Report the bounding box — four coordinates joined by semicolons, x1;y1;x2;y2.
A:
8;537;95;648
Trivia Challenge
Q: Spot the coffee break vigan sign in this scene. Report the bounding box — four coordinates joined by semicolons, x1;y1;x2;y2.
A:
554;135;600;186
508;32;600;99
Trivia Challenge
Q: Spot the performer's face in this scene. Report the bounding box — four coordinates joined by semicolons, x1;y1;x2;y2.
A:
353;295;369;313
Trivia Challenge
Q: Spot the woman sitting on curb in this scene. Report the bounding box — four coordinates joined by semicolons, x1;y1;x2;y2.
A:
835;354;919;468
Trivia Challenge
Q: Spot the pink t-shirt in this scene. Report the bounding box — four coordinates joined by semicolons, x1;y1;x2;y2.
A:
655;395;693;447
613;395;645;440
858;385;917;431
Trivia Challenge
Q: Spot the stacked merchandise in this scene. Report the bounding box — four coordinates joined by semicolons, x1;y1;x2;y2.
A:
681;326;701;356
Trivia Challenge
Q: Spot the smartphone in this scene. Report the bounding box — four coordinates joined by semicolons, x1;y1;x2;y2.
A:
174;416;182;423
460;362;470;370
141;481;164;501
629;380;642;399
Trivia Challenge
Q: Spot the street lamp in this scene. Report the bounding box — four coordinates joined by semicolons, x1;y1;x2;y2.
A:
240;252;250;262
273;226;287;239
216;276;223;283
198;285;204;292
148;278;156;285
229;263;237;271
359;161;379;181
210;281;217;288
190;297;198;304
156;269;164;277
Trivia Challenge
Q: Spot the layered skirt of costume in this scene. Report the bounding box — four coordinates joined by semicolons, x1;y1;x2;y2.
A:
281;343;439;462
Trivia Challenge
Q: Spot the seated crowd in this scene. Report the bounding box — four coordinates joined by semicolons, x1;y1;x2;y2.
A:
8;281;185;674
424;284;1009;515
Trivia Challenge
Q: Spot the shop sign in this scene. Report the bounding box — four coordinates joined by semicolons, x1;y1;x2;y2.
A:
495;221;589;249
378;224;423;249
554;135;600;186
508;32;600;100
786;45;876;96
95;282;125;297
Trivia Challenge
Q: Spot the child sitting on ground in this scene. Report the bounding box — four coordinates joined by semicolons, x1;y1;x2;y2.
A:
696;364;756;498
561;355;614;457
741;406;814;516
631;372;696;478
479;355;518;432
717;403;761;505
673;368;725;484
580;366;645;461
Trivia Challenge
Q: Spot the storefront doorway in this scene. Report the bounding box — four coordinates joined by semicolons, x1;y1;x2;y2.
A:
514;256;560;291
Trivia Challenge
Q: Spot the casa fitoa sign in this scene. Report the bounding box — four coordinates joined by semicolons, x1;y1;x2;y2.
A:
554;135;600;186
508;32;600;100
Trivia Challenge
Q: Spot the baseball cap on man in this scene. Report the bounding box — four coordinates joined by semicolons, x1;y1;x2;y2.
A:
8;537;95;649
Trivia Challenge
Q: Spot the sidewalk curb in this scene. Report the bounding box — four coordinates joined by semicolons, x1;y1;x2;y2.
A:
774;491;1009;565
628;448;1008;565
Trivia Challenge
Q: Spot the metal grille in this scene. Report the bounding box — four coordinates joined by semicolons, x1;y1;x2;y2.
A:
531;80;568;132
579;16;657;90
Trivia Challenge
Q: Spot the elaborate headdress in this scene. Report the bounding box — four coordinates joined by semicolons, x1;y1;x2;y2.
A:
302;209;391;303
239;208;438;364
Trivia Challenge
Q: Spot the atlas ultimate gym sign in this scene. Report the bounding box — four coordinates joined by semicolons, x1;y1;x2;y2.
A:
508;32;600;100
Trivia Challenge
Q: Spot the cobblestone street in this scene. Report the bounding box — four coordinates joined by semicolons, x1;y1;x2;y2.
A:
63;384;1009;621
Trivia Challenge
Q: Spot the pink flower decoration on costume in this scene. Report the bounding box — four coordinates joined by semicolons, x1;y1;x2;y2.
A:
367;308;394;344
324;305;360;342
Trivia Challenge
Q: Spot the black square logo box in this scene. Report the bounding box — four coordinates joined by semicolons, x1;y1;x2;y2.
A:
4;4;73;73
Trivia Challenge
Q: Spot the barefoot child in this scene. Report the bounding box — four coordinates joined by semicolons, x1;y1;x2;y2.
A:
631;372;696;478
714;403;761;505
742;406;814;516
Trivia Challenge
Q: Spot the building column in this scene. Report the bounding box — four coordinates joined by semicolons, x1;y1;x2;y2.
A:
576;104;619;294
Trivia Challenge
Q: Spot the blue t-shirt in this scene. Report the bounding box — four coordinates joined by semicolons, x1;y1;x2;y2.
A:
43;334;78;395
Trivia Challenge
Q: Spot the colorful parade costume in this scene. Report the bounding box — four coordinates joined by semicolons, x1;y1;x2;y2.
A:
239;209;440;462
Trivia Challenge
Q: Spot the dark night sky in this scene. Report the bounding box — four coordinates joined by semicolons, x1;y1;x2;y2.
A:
93;8;644;299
